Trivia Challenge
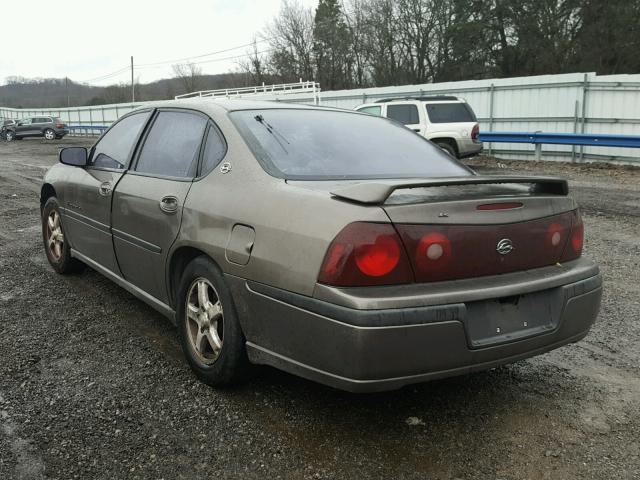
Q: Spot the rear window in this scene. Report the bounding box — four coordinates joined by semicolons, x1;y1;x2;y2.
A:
425;103;476;123
230;109;470;180
387;104;419;125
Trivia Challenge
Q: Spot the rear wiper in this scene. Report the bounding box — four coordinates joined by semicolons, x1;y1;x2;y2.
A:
254;114;290;153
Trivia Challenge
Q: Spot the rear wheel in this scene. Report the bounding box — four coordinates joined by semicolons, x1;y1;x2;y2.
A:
436;141;457;158
44;129;55;140
42;197;84;274
176;256;250;386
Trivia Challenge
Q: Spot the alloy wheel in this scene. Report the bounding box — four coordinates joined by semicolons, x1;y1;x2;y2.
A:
185;278;224;364
44;130;55;140
46;210;64;260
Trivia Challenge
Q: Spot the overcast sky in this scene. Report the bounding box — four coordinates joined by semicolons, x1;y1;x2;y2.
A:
2;0;317;86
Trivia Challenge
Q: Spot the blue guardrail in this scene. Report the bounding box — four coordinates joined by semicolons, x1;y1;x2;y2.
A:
478;132;640;148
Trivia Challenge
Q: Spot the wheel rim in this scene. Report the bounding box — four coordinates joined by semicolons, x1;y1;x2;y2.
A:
185;278;224;365
6;132;13;141
46;210;64;260
45;130;54;140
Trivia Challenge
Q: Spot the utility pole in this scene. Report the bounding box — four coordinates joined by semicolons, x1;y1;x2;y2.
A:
131;56;135;103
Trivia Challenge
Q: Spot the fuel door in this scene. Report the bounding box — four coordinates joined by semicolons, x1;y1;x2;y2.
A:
226;224;255;266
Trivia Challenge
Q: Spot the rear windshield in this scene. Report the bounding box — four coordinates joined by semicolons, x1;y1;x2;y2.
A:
425;103;476;123
230;109;471;180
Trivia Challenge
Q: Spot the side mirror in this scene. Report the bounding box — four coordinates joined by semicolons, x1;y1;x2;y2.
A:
17;122;23;126
59;147;88;167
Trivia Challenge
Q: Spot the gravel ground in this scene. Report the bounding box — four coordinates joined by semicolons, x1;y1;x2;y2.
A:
0;138;639;480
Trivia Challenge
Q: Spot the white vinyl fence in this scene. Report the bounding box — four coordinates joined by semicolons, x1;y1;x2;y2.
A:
2;72;640;164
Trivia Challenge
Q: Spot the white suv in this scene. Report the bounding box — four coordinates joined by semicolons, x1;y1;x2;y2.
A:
355;96;482;159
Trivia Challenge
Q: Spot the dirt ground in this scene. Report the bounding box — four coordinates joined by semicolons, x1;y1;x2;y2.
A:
0;138;639;480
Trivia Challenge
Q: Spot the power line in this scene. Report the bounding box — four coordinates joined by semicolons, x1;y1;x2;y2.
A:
80;66;130;83
135;38;272;67
136;48;274;70
79;41;273;85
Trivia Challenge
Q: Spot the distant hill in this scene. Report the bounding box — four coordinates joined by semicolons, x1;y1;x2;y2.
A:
0;72;261;108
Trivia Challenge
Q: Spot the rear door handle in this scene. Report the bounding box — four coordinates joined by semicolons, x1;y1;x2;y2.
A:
99;182;112;196
160;195;179;214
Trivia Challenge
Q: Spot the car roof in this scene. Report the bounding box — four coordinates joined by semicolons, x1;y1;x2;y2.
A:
136;98;349;117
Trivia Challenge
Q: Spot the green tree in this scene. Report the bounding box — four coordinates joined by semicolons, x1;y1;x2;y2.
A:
313;0;352;89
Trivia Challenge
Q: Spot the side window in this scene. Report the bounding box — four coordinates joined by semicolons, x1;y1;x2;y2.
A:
135;111;207;178
357;106;382;116
20;118;32;125
90;111;150;170
387;104;419;125
200;125;227;176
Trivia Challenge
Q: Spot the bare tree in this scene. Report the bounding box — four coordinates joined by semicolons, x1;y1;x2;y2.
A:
264;0;315;82
238;37;268;84
172;62;203;94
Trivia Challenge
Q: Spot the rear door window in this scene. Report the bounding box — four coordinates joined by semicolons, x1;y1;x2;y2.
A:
135;111;207;178
90;111;151;170
386;104;420;125
425;103;476;123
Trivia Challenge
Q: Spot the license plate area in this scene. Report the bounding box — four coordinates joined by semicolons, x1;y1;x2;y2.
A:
464;287;564;348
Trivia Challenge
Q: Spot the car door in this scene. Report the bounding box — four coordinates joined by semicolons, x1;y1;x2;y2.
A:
386;104;424;135
111;109;208;303
61;110;152;273
31;117;46;136
16;118;33;136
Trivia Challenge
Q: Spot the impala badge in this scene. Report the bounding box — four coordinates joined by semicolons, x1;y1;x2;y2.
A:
496;238;514;255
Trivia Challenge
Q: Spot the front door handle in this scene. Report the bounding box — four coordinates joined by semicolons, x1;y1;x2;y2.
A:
99;182;112;196
159;195;179;214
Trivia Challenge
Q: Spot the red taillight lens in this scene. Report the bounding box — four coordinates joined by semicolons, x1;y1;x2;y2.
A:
561;211;583;261
471;124;480;141
56;123;64;128
318;223;413;286
355;235;401;276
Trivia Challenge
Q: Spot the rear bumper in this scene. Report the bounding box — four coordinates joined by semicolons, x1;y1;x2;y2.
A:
55;129;69;137
457;138;483;158
228;260;602;392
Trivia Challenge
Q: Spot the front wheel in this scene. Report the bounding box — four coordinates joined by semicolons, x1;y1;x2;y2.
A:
176;256;251;387
42;197;84;274
5;131;14;141
44;129;55;140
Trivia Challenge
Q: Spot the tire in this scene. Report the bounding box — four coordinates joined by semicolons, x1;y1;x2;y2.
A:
5;131;14;142
176;256;251;386
44;129;55;140
436;142;457;158
42;197;84;274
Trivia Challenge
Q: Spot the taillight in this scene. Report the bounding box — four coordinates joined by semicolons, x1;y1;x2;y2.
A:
561;211;583;261
320;211;584;287
56;123;64;128
318;222;413;286
471;124;480;141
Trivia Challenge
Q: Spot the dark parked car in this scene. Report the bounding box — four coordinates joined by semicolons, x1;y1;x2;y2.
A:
5;116;69;141
40;100;602;392
1;119;17;140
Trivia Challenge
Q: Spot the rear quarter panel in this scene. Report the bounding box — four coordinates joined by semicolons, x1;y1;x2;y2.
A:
175;114;389;297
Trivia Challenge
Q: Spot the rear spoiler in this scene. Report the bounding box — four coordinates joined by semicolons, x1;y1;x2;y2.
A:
330;176;569;205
